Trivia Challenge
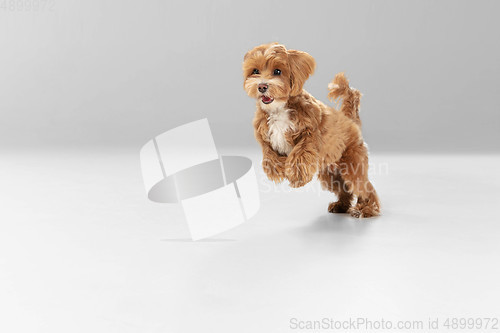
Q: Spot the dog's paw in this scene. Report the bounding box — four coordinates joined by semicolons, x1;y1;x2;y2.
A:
262;156;286;183
347;207;362;218
328;201;350;213
347;204;380;218
288;177;310;188
285;153;316;188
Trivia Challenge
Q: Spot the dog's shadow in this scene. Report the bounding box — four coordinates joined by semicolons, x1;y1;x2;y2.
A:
297;213;374;237
290;213;376;251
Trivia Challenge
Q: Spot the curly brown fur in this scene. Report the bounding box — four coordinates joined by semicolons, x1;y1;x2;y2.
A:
243;43;380;218
328;72;362;126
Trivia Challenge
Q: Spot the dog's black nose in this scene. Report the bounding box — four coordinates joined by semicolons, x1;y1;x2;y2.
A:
258;83;268;93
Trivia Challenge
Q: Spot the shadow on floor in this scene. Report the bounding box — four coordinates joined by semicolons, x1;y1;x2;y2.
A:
160;238;236;242
297;213;376;236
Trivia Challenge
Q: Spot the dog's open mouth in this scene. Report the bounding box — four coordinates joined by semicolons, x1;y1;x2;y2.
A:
261;96;274;104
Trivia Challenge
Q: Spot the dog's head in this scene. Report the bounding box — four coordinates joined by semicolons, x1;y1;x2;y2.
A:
243;43;316;109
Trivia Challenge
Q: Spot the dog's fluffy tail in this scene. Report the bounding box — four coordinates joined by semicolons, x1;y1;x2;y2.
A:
327;72;362;126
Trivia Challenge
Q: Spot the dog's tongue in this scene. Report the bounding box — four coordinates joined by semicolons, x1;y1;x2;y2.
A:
262;96;272;103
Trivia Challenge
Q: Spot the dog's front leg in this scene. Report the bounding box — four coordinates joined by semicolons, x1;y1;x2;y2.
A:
261;145;287;183
254;111;287;183
285;130;319;188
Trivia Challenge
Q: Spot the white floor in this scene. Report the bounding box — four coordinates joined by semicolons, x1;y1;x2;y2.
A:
1;147;499;333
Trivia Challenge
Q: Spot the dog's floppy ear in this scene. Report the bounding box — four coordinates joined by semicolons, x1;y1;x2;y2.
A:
288;50;316;96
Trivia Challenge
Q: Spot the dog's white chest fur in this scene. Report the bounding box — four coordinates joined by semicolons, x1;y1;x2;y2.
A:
266;105;294;156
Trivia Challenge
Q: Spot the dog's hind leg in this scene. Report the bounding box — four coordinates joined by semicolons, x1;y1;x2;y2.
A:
318;167;353;213
337;143;381;218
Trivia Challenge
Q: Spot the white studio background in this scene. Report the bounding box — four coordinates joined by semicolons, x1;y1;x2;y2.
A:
1;1;500;333
0;0;499;152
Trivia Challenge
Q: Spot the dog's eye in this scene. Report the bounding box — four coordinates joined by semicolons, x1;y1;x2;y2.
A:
252;69;260;75
273;69;281;75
